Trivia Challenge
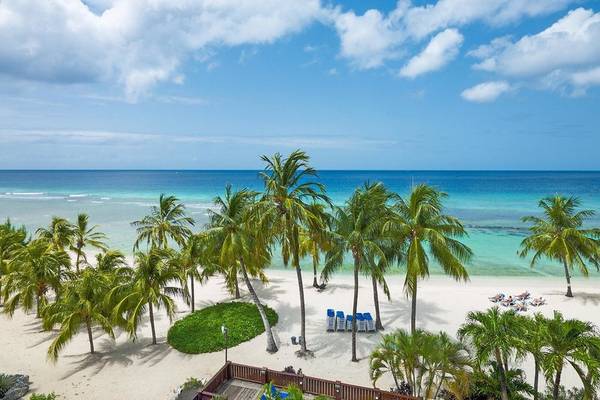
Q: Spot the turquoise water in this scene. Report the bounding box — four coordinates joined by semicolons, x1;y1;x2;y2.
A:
1;170;599;277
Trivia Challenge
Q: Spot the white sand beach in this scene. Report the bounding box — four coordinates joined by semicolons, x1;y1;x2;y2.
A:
1;270;599;400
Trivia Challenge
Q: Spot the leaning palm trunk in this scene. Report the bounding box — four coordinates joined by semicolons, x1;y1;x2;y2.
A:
562;259;573;297
351;255;359;362
86;317;95;354
189;275;195;312
371;274;383;330
240;260;278;353
410;282;417;334
148;301;157;345
295;264;307;352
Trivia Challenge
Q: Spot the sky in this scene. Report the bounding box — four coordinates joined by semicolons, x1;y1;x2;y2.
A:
0;0;599;170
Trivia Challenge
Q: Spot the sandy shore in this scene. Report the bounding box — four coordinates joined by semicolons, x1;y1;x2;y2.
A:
1;270;599;400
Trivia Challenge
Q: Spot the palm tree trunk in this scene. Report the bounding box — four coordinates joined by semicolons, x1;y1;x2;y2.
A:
495;348;510;400
36;294;41;318
148;301;157;345
75;250;81;273
240;259;278;353
296;264;308;353
410;281;418;334
313;257;319;288
533;358;539;400
86;317;95;354
553;367;563;400
562;259;573;297
190;275;195;312
234;277;240;299
371;274;383;330
351;256;359;362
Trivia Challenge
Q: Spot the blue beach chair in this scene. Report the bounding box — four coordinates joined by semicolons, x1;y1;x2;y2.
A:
345;314;353;331
363;312;376;332
356;313;366;332
335;311;345;331
327;309;335;332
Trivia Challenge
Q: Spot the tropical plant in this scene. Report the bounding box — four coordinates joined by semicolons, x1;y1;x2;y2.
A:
2;239;70;317
30;393;58;400
322;182;390;361
369;329;471;398
259;150;330;353
36;217;73;251
110;248;185;344
169;234;206;312
458;307;524;400
469;362;535;400
205;185;278;353
298;203;332;289
520;195;600;297
385;184;472;334
0;219;28;306
42;268;114;360
95;249;128;274
542;311;600;400
0;373;16;398
70;213;107;273
131;194;195;250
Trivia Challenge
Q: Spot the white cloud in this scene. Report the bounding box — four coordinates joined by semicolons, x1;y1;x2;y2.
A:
399;28;463;78
470;8;600;95
0;0;325;101
331;0;573;70
461;81;511;102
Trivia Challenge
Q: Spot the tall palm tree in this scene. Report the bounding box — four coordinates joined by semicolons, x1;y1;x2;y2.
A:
95;249;128;274
205;185;278;353
259;150;330;354
385;184;472;334
42;268;114;360
0;219;28;306
369;329;470;398
36;217;73;251
110;249;185;345
542;311;600;400
520;195;600;297
131;194;195;250
298;203;332;288
169;234;207;312
70;213;107;273
322;182;390;361
2;239;70;317
458;307;524;400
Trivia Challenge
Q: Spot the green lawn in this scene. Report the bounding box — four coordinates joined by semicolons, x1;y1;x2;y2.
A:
168;302;278;354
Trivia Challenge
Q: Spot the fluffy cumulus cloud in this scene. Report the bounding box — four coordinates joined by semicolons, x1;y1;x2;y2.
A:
331;0;574;71
470;8;600;95
0;0;324;100
399;28;463;78
461;81;511;102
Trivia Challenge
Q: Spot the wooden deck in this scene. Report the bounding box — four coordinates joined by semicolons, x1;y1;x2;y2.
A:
214;379;262;400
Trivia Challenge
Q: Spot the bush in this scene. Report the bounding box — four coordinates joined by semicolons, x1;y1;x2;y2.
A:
30;393;58;400
0;374;16;398
168;302;278;354
181;377;204;391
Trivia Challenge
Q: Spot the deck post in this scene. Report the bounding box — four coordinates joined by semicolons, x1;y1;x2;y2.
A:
334;381;342;400
261;367;268;383
225;361;231;380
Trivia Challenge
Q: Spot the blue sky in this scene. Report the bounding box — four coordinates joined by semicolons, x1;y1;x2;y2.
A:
0;0;599;170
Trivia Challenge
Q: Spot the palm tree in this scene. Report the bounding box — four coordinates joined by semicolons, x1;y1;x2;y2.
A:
205;185;278;353
385;184;472;334
369;329;470;398
70;213;107;273
542;311;600;400
36;217;73;251
519;313;548;400
259;150;330;354
520;195;600;297
470;362;534;400
169;234;207;312
95;249;128;274
110;249;184;345
0;219;28;306
458;307;524;400
322;182;390;361
298;203;332;288
131;194;195;250
2;239;70;317
42;268;114;360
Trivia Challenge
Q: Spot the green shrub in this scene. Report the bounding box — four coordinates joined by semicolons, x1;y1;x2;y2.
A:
181;377;204;391
168;302;278;354
30;393;58;400
0;374;16;398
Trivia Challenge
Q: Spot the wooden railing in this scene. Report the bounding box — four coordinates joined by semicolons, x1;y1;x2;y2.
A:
196;362;419;400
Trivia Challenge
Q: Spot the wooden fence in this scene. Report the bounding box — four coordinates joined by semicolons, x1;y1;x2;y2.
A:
196;362;419;400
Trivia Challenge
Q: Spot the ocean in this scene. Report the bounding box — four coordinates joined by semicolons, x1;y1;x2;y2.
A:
1;170;599;277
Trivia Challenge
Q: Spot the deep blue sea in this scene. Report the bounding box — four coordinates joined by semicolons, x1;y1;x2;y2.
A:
1;170;599;277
